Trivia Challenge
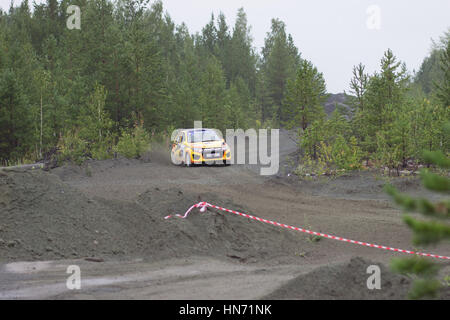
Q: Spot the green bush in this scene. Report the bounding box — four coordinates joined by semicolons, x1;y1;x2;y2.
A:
115;125;151;159
331;135;363;170
91;136;115;160
298;131;363;176
57;130;115;165
57;130;88;165
294;157;329;177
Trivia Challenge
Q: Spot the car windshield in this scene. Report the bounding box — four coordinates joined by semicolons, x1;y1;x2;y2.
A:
188;130;220;143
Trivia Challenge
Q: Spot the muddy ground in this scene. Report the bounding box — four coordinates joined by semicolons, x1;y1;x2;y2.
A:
0;130;449;299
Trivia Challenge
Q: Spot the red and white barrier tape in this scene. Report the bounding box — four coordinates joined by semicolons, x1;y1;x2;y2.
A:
165;202;450;260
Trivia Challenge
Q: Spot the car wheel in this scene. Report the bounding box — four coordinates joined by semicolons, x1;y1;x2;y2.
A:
185;153;192;167
170;151;179;165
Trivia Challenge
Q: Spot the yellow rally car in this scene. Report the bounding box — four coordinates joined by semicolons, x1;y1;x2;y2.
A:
171;129;231;166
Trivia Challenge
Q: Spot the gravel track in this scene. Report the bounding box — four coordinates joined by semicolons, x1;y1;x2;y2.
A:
1;129;449;299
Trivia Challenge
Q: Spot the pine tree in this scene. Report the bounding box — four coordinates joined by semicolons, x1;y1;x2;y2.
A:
199;13;217;57
414;28;449;96
283;59;326;130
258;18;300;122
349;63;368;112
229;8;256;96
215;12;231;85
169;24;202;129
387;146;450;299
198;56;227;131
0;69;32;163
434;36;450;109
117;0;166;131
362;49;409;155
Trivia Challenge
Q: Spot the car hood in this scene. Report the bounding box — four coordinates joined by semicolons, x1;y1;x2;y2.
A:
189;141;223;148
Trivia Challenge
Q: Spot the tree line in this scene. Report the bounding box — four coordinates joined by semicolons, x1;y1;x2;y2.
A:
294;31;449;175
0;0;301;164
0;0;448;169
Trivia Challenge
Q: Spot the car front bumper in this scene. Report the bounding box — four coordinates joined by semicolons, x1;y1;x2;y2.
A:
190;150;231;163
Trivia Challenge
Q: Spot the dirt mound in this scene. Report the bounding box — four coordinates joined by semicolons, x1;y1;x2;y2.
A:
278;169;445;202
0;168;162;261
0;169;305;263
50;157;143;181
324;93;351;117
264;257;413;299
144;189;304;263
264;257;450;300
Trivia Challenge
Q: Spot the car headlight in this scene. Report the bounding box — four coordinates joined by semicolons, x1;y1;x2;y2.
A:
193;148;203;153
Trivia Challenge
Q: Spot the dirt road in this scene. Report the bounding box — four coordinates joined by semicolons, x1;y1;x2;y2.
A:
1;129;449;299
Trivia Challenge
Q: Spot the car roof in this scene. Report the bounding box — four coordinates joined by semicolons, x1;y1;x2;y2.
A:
180;128;223;140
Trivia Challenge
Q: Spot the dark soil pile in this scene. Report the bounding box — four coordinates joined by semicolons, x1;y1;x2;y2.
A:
0;169;304;263
264;257;411;299
278;169;444;202
263;257;450;300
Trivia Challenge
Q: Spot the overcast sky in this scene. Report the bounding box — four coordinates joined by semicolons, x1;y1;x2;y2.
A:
1;0;449;93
